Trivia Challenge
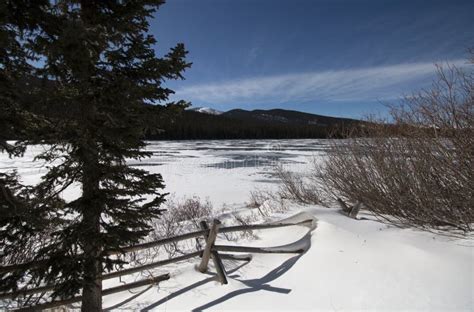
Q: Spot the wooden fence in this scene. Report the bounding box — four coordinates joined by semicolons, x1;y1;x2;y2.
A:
0;213;317;311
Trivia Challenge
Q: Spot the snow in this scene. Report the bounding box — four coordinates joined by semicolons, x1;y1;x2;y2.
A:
100;206;473;311
1;139;472;311
187;107;223;115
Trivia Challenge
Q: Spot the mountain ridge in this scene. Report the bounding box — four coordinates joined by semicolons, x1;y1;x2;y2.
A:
152;107;361;140
187;106;223;115
221;108;357;126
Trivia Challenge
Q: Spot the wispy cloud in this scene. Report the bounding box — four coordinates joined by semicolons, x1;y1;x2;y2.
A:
175;60;466;105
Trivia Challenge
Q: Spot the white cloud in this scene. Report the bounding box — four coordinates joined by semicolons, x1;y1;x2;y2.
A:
174;60;466;105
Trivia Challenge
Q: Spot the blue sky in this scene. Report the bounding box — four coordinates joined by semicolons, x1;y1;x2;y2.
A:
150;0;473;118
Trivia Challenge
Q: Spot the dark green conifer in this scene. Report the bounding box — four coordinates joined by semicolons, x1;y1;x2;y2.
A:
1;1;190;310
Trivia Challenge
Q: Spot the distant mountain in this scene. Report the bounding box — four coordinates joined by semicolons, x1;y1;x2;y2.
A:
187;106;223;115
222;109;357;126
9;77;360;141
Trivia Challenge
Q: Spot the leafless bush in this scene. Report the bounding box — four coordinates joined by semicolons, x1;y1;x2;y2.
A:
145;195;215;258
247;189;280;216
247;190;268;209
167;196;214;225
220;212;261;241
275;165;324;205
233;214;260;239
246;187;293;217
321;58;473;233
145;195;269;259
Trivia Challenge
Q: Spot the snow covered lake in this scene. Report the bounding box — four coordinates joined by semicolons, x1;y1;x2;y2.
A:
1;139;473;311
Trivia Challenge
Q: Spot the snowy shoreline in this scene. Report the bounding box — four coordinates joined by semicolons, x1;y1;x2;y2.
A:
1;139;472;311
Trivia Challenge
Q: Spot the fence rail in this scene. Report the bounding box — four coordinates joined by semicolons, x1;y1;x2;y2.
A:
16;274;171;312
1;213;317;311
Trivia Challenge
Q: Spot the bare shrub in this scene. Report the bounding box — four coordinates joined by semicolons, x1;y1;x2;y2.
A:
321;58;473;233
145;195;269;259
247;189;268;209
276;165;324;205
247;189;281;216
167;196;214;225
146;195;215;258
232;214;259;239
220;212;261;241
246;187;293;217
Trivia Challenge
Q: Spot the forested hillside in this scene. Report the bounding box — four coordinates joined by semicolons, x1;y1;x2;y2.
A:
150;108;359;140
15;97;360;140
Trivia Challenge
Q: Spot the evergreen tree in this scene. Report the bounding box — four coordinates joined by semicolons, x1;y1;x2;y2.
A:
1;1;190;310
0;1;61;305
0;0;46;152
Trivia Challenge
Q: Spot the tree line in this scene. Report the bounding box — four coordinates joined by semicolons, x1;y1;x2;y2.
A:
150;110;356;140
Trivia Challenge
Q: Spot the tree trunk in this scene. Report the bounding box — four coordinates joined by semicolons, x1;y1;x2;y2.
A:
80;145;102;312
78;2;102;309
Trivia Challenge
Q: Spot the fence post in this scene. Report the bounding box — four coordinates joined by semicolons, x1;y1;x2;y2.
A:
198;220;220;273
212;248;228;285
336;197;351;213
349;202;361;218
198;220;228;284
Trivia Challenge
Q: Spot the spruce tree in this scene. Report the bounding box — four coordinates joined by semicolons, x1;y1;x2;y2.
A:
0;0;46;153
1;1;190;310
0;2;61;306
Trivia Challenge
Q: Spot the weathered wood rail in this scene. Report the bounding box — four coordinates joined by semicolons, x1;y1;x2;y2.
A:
199;220;228;284
15;274;171;312
0;217;314;274
0;213;317;310
337;197;361;219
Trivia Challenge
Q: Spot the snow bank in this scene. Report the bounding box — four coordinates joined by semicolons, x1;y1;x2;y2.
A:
1;140;472;311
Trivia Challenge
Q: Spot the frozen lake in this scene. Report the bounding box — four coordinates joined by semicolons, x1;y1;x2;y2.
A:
141;139;329;206
1;139;329;207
